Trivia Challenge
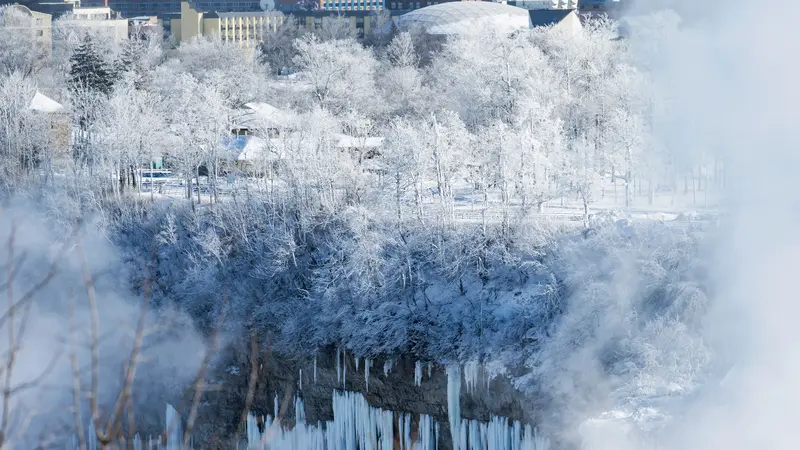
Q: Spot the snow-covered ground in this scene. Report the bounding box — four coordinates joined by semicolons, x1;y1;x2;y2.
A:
134;173;722;227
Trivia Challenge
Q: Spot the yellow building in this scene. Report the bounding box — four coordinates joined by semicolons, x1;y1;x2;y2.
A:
171;1;389;45
172;1;283;46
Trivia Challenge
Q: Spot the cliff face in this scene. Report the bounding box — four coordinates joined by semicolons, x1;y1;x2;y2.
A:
197;346;534;449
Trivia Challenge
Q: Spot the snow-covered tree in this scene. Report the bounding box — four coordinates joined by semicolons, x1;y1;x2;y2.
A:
379;32;426;117
383;118;428;223
0;73;50;187
432;29;555;128
164;73;233;206
260;16;303;75
174;37;269;108
316;16;356;41
100;79;166;198
69;34;114;95
292;35;378;114
117;33;164;90
424;111;470;225
0;5;48;77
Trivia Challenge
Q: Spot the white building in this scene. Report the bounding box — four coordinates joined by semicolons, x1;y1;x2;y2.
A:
396;2;531;35
509;0;577;9
71;6;113;20
60;7;128;43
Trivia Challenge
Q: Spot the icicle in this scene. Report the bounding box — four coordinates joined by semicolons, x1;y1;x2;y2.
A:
383;359;393;378
165;404;182;450
240;390;536;450
336;348;341;385
343;349;347;388
299;368;303;390
88;422;96;450
464;361;480;394
295;396;306;424
446;365;461;450
380;410;394;450
365;358;372;392
398;413;405;450
419;414;437;450
274;392;279;418
427;362;433;379
246;412;262;449
403;414;412;450
355;356;360;371
314;355;318;385
414;361;423;387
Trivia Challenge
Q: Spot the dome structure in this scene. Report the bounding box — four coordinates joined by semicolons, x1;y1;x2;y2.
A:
396;2;531;35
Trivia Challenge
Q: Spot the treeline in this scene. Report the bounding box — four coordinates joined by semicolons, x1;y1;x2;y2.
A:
2;9;719;226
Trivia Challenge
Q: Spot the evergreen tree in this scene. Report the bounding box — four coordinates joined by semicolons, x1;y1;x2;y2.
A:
117;39;148;89
69;34;114;95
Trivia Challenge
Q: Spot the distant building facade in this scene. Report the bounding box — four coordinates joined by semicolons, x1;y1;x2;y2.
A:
14;0;78;17
319;0;384;12
172;1;283;45
529;8;582;33
0;4;53;52
577;0;624;16
71;6;114;20
80;1;262;18
57;7;129;43
507;0;575;9
171;1;394;44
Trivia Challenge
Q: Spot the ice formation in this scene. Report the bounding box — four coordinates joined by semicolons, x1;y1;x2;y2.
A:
355;357;360;371
295;396;306;424
300;369;303;390
427;362;433;379
337;348;342;385
463;361;481;394
241;390;477;450
383;360;393;378
246;391;398;449
399;413;412;449
446;365;462;450
166;403;182;449
445;364;550;450
365;358;372;392
418;414;437;450
415;361;423;387
70;384;548;450
68;365;549;450
315;356;318;384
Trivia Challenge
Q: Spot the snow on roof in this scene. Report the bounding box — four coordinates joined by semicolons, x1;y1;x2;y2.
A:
397;2;531;35
234;136;274;162
29;91;63;113
333;133;384;149
240;102;293;129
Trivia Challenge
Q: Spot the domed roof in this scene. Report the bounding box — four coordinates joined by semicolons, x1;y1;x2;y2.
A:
397;2;531;35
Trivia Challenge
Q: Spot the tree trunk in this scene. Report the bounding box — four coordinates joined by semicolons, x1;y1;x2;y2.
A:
196;166;201;205
624;172;631;209
583;197;589;229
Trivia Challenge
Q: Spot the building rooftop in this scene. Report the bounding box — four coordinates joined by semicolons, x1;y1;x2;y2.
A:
397;2;531;35
29;91;63;113
528;8;572;27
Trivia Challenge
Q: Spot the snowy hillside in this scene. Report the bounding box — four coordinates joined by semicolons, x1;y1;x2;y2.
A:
0;0;789;449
